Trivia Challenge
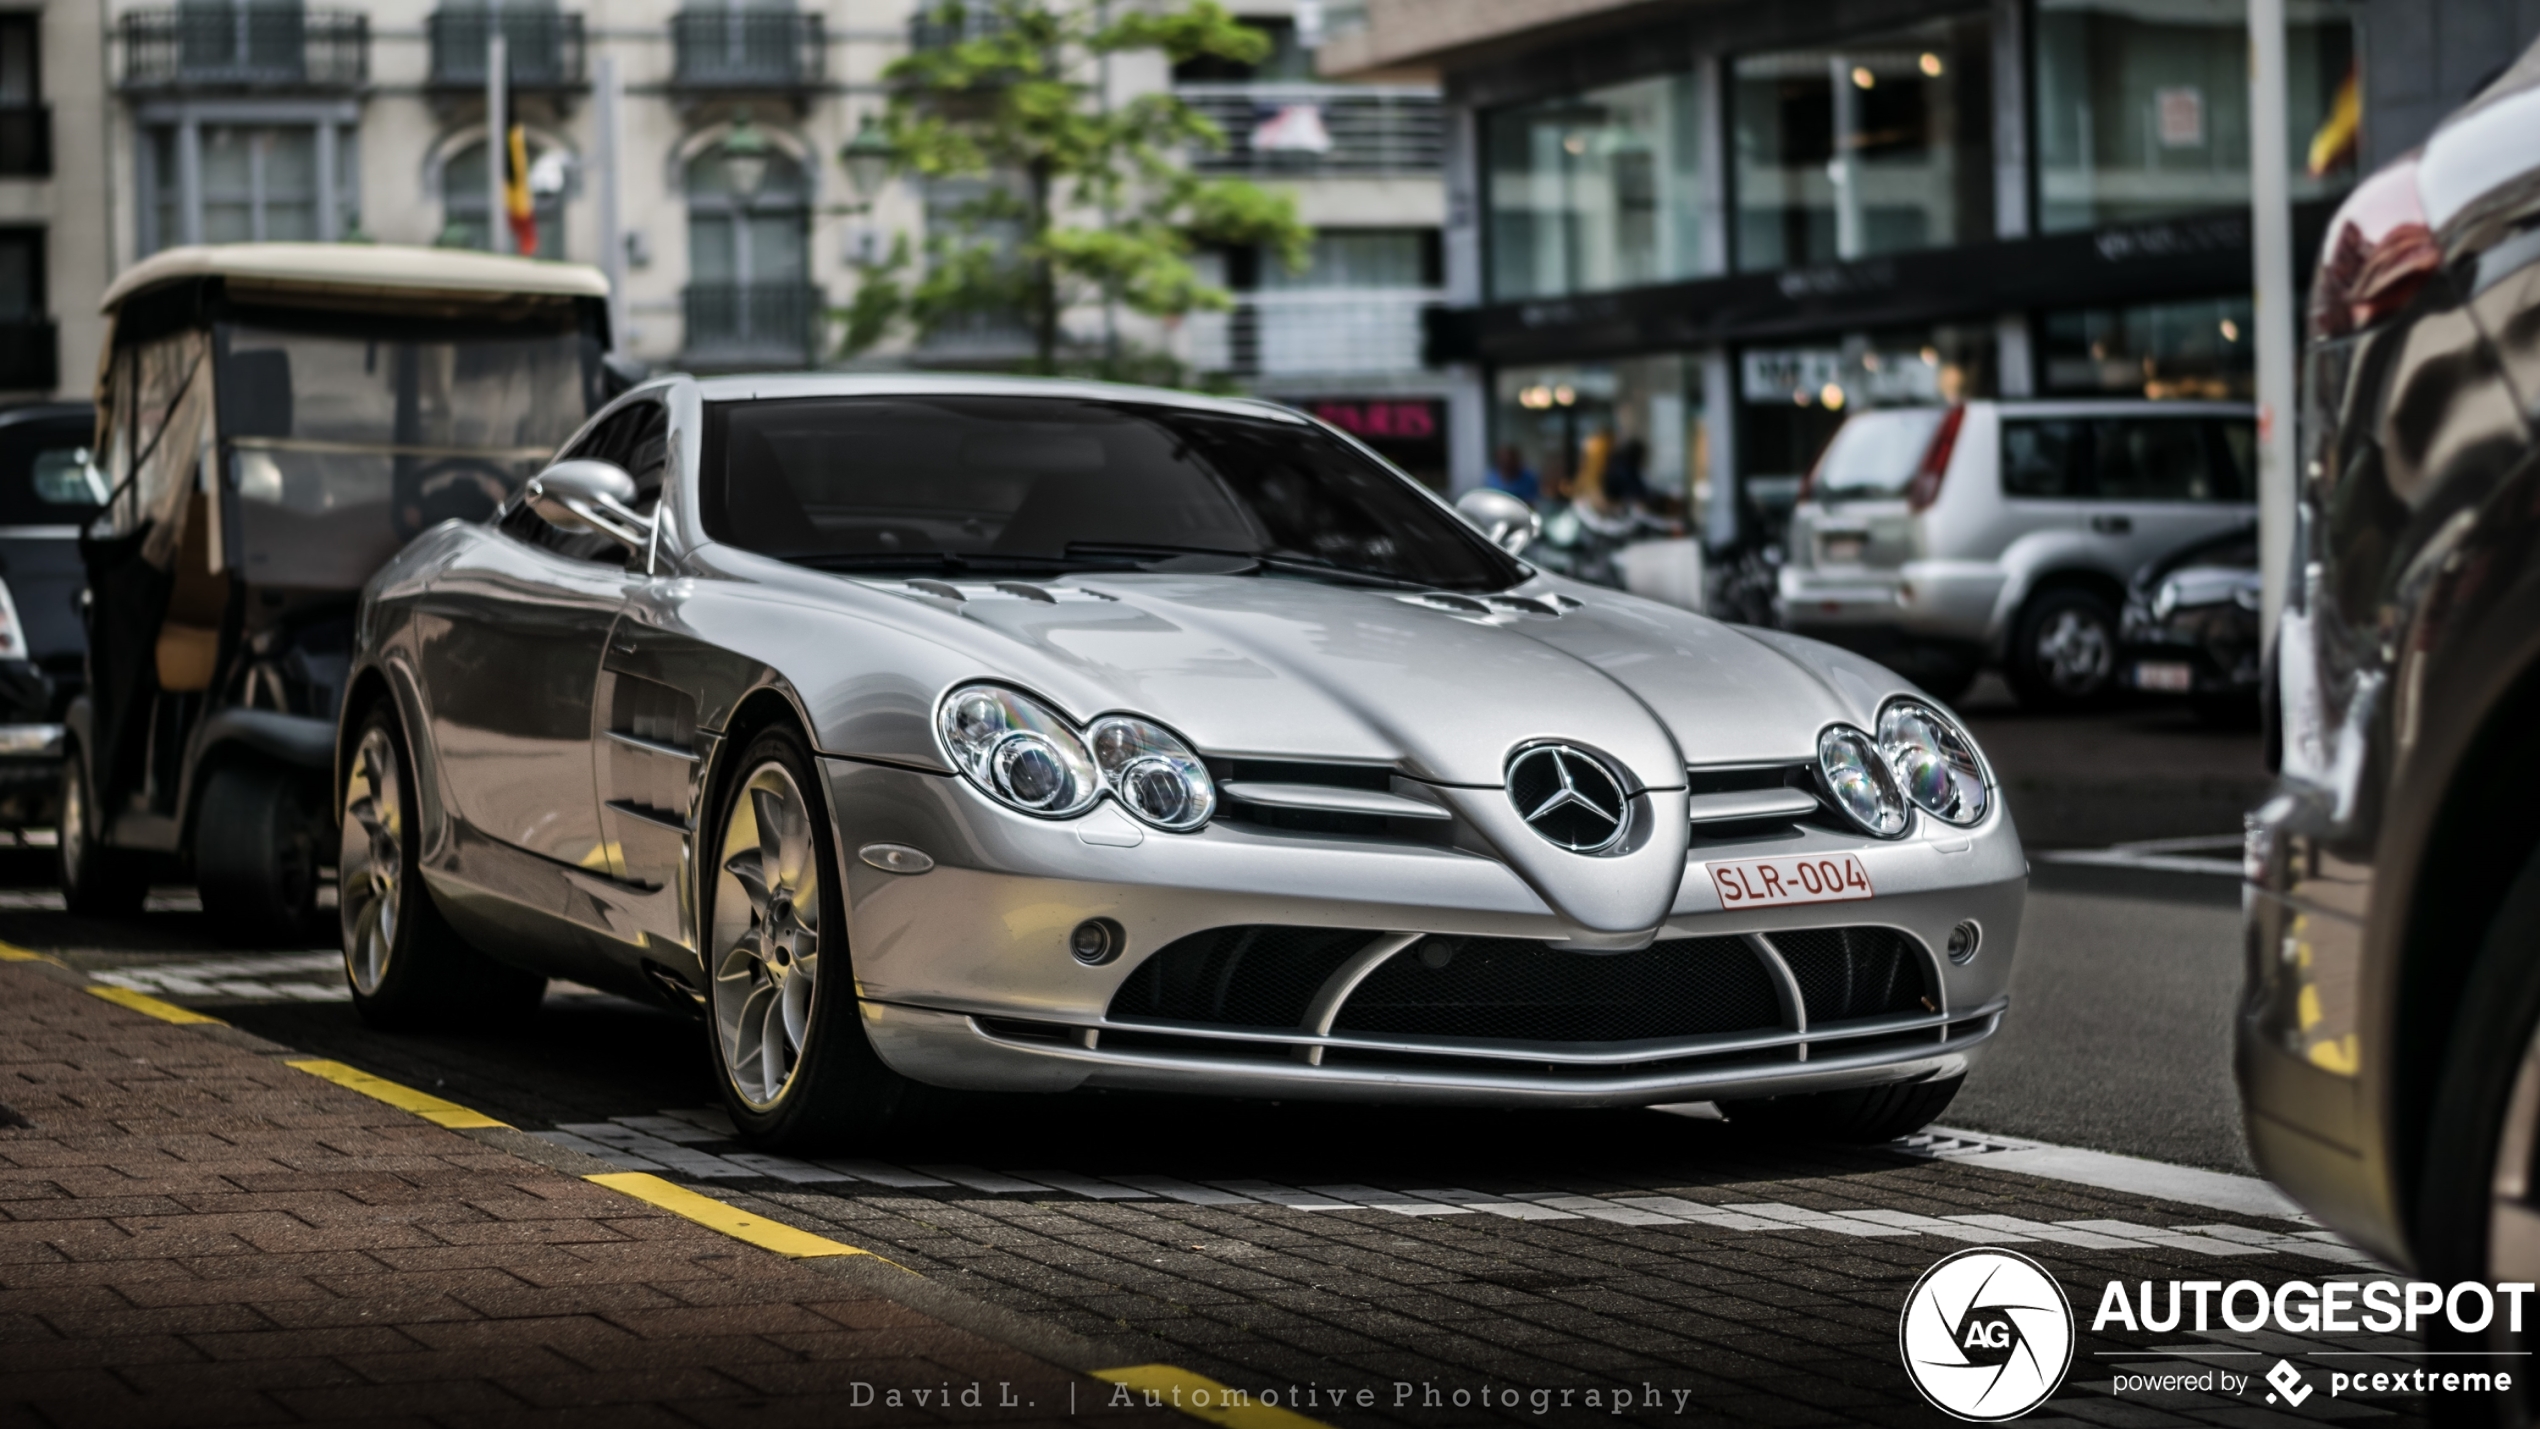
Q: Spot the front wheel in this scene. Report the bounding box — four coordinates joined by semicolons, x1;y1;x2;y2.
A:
59;743;147;917
706;724;929;1151
338;707;545;1028
1719;1074;1965;1143
2008;588;2120;711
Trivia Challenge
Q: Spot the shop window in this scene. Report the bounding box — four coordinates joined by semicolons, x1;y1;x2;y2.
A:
1737;326;1996;529
2034;0;2359;233
1485;72;1712;302
2042;295;2254;399
1731;13;1993;272
1491;355;1710;515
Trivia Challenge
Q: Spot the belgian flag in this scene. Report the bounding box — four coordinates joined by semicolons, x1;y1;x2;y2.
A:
502;124;538;257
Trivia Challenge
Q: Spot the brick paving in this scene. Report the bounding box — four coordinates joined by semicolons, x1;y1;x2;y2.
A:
0;958;1142;1428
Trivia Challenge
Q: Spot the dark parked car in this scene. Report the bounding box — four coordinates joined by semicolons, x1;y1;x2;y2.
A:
2238;34;2540;1408
0;402;102;826
2118;523;2259;723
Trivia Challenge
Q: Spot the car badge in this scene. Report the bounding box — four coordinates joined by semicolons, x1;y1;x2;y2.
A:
1507;744;1631;854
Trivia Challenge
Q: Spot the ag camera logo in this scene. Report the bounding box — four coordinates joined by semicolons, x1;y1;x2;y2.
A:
1900;1248;2076;1420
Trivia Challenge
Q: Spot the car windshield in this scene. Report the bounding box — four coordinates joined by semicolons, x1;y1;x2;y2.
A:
218;320;600;590
1811;408;1948;501
701;394;1526;592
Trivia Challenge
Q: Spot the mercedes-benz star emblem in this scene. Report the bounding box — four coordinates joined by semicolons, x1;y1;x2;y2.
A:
1506;744;1631;853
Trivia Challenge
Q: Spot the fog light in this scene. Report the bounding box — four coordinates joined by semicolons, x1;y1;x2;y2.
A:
1946;921;1981;964
1069;918;1124;966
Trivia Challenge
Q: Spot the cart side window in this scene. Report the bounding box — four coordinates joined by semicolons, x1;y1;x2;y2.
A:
94;329;214;560
219;324;593;589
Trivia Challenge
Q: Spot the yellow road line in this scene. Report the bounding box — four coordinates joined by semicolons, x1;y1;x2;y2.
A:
1091;1366;1335;1429
87;985;227;1025
285;1058;509;1129
0;940;64;965
586;1171;873;1259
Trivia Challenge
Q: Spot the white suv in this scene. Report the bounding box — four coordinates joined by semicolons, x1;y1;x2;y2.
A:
1776;399;2256;708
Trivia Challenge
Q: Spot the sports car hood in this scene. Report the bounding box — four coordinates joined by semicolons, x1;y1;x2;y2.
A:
929;573;1871;790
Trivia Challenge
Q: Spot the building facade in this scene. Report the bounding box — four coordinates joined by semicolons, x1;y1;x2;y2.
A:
8;0;1454;473
1322;0;2540;529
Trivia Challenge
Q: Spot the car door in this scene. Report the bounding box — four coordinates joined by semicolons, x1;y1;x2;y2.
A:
2084;413;2254;572
413;404;647;875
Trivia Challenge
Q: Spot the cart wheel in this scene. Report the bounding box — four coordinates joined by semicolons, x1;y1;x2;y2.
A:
58;744;146;918
1719;1074;1965;1143
196;764;322;947
338;705;544;1029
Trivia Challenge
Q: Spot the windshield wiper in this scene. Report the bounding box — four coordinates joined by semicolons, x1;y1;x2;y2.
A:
1063;542;1428;590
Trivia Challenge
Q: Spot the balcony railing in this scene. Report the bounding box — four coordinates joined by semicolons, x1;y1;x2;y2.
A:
684;283;824;366
1189;290;1440;378
0;321;59;392
0;108;48;178
118;8;368;90
670;9;824;91
428;9;586;89
907;2;1009;52
916;308;1036;364
1176;83;1442;175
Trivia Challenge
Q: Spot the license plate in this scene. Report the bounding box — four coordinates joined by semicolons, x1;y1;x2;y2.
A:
1819;534;1866;565
1706;852;1875;909
2135;661;2194;692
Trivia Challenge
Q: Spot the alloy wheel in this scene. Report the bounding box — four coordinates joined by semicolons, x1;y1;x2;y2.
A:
2492;1024;2540;1284
338;727;403;995
2035;608;2113;695
711;760;822;1110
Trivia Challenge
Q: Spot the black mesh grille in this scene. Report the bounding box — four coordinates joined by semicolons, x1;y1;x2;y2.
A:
1330;936;1782;1043
1770;927;1930;1023
1107;926;1375;1028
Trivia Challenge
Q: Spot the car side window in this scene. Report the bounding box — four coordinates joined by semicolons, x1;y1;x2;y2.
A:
2091;418;2216;502
0;420;107;526
618;403;669;514
2210;421;2256;502
2000;419;2087;498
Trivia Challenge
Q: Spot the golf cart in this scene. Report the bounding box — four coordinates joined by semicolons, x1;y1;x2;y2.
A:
65;244;618;941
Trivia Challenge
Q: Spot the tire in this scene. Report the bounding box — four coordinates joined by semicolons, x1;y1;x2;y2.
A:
2008;587;2120;711
1719;1074;1965;1143
338;705;546;1029
2415;845;2540;1425
59;742;147;917
704;723;929;1151
196;764;323;946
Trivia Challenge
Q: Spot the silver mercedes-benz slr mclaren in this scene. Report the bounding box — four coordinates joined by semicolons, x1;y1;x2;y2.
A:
335;374;2025;1149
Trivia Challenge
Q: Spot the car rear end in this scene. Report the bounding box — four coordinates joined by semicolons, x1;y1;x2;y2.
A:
1778;403;1995;694
0;404;100;826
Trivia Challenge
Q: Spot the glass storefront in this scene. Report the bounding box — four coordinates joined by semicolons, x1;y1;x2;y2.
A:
1737;325;1997;528
1489;356;1711;515
2034;0;2360;233
2042;295;2254;399
1485;73;1713;302
1731;12;1994;271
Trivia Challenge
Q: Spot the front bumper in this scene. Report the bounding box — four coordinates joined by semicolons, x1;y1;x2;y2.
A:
827;759;2027;1107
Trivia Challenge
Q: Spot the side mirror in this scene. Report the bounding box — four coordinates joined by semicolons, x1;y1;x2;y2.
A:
1456;487;1540;556
525;459;649;552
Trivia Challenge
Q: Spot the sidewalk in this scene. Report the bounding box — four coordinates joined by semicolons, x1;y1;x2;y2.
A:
0;957;1151;1428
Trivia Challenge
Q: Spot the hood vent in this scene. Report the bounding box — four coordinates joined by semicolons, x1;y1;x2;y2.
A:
1398;592;1579;618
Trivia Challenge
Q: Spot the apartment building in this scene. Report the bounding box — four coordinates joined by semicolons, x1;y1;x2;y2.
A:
1322;0;2536;519
0;0;1449;481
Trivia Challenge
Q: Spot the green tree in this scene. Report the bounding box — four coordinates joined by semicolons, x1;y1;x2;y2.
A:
842;0;1311;378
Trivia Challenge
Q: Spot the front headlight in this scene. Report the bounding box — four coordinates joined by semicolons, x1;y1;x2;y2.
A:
1090;716;1216;831
1876;701;1989;826
939;685;1102;817
1817;725;1910;838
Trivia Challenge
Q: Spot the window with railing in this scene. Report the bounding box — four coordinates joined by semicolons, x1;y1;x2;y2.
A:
428;8;586;89
1176;84;1442;175
118;5;368;89
684;134;819;362
0;15;45;179
670;6;824;89
1191;230;1442;377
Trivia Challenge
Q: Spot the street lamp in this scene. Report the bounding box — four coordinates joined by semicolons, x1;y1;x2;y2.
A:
723;115;771;199
841;115;894;204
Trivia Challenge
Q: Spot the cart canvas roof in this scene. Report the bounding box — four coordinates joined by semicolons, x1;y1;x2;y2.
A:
100;243;610;314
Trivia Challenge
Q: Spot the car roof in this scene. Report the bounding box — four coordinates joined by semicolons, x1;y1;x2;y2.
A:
101;243;611;314
686;371;1312;422
1846;399;2254;416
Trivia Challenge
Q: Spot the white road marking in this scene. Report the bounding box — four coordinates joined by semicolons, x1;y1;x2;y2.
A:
1903;1126;2312;1221
2035;835;2242;877
723;1152;852;1183
91;952;349;1003
913;1165;1053;1195
813;1159;954;1188
1204;1180;1353;1210
2057;1219;2273;1256
1020;1169;1160;1200
1308;1184;1472;1215
1106;1175;1269;1206
1407;1188;1584;1220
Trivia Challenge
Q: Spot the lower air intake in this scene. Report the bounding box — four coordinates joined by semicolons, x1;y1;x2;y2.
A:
1768;926;1931;1022
1330;936;1783;1043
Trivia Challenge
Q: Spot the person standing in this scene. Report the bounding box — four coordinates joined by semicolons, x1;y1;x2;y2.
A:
1487;444;1541;505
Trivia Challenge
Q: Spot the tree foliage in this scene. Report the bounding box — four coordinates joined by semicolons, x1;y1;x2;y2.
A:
842;0;1311;377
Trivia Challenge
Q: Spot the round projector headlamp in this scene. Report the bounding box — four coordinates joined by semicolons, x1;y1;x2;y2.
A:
1876;701;1989;826
1817;725;1911;838
938;685;1100;818
1089;716;1215;831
